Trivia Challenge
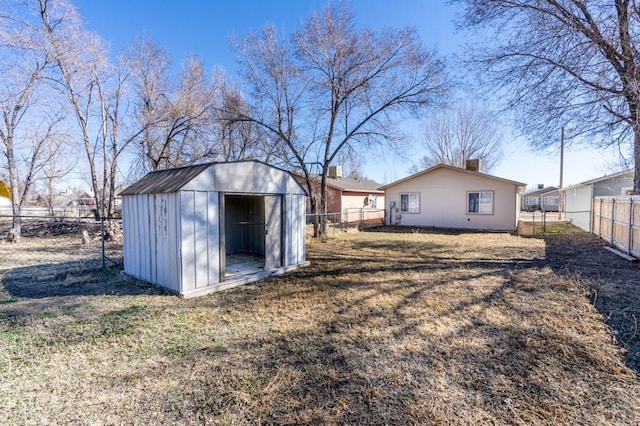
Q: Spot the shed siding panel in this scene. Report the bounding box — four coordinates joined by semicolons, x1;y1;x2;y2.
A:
138;195;151;281
152;193;178;291
127;196;141;278
207;192;220;285
287;194;306;265
194;191;209;289
180;191;196;293
123;196;138;277
265;195;283;269
297;194;307;264
147;195;157;284
134;195;144;278
285;194;294;266
168;194;180;289
145;194;155;282
153;194;164;287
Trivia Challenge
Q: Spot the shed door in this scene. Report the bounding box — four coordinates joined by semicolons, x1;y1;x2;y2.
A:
264;195;282;269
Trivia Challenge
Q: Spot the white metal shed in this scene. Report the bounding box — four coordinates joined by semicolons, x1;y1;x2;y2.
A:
121;160;308;297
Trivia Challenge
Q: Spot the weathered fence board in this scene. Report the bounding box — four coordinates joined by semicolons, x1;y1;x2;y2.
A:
593;196;640;258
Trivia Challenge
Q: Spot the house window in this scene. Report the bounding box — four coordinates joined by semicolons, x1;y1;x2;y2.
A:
400;193;419;213
468;191;493;214
544;196;559;205
525;196;538;205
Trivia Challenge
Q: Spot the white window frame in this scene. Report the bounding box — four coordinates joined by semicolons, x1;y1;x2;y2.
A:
525;196;539;206
467;191;494;215
544;195;559;206
400;193;420;213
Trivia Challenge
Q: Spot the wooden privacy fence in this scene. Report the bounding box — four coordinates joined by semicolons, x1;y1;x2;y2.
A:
592;196;640;258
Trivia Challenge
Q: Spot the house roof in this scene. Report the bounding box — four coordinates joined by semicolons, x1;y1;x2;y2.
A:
559;169;634;192
523;186;559;197
379;163;526;190
325;175;384;193
294;173;384;193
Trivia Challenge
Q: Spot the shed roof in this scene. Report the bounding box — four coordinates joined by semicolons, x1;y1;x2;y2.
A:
121;160;305;196
121;163;211;195
379;163;526;190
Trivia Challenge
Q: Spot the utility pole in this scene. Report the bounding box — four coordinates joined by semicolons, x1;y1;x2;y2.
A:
559;127;564;219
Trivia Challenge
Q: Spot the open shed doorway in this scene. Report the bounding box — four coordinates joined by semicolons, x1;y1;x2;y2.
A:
223;194;283;280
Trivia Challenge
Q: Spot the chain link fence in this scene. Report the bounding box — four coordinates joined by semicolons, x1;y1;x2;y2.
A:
306;208;385;235
0;213;123;270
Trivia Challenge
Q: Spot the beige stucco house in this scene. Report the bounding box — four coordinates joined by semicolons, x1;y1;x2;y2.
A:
381;164;525;231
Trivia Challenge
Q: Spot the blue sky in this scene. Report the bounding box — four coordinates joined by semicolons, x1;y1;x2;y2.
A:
73;0;621;189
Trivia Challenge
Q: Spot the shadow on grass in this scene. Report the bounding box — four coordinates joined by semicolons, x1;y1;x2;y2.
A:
0;261;168;300
142;234;634;424
1;227;637;424
537;230;640;374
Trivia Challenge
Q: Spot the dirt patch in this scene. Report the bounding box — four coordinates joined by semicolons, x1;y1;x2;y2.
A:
0;228;639;424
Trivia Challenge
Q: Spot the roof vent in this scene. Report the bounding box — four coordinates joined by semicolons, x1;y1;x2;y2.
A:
465;159;481;172
328;165;342;179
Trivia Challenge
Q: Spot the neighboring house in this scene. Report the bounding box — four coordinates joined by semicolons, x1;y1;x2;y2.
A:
380;163;525;231
294;166;385;222
559;169;634;232
121;160;308;298
521;186;560;212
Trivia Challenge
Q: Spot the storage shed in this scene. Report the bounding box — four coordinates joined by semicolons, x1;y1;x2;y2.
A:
121;160;308;297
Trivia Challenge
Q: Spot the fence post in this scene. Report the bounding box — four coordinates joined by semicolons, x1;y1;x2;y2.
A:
598;198;603;238
628;197;633;255
532;211;535;235
101;216;106;270
610;198;615;247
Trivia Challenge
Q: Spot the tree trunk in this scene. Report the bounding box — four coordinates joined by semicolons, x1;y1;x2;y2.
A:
634;128;640;194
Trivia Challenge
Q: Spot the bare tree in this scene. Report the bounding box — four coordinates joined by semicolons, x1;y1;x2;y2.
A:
37;0;114;216
454;0;640;192
125;39;221;172
232;4;447;236
415;103;503;173
332;146;367;179
95;57;144;217
40;138;76;215
0;0;66;241
216;73;284;163
122;37;172;175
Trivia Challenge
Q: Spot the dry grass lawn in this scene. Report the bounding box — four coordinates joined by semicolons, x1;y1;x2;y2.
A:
1;226;639;424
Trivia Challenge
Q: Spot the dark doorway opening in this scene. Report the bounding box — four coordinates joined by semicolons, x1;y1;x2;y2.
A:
224;195;265;278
